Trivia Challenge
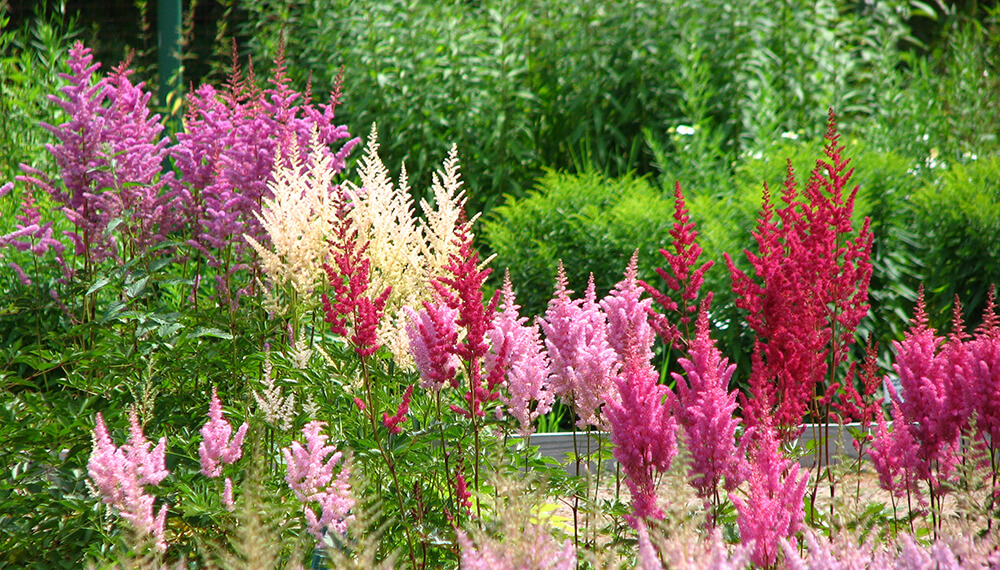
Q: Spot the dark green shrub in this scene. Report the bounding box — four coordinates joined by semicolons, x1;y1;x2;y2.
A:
482;169;673;318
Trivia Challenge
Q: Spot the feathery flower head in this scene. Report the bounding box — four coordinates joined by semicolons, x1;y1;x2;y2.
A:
283;421;355;540
406;302;462;390
199;386;249;478
602;251;656;366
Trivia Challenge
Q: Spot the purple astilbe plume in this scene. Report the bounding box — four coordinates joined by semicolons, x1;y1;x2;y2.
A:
406;302;462;391
321;206;391;358
17;43;177;267
641;182;713;348
0;190;68;285
486;272;553;436
672;300;745;507
283;421;355;540
540;266;618;429
725;111;873;437
198;386;249;478
729;420;808;568
87;410;169;550
603;257;677;522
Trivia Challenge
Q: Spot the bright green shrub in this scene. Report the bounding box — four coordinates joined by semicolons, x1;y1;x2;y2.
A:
482;170;673;318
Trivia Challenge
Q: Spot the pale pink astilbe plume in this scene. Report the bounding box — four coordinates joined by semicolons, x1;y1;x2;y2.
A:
672;301;745;503
540;266;618;429
658;529;751;570
893;534;963;570
456;526;575;570
222;477;235;512
283;421;355;540
602;251;656;366
199;386;249;478
636;520;663;570
780;530;882;570
487;272;553;436
405;302;462;391
604;264;677;521
87;410;169;550
729;421;808;568
640;181;714;348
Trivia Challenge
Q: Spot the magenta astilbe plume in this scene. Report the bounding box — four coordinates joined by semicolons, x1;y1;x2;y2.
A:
673;301;745;502
406;302;462;390
725;110;873;436
540;267;618;429
729;421;808;568
0;191;68;285
382;384;415;434
641;182;714;348
604;258;677;522
432;221;497;418
487;272;553;436
868;396;921;501
87;410;169;550
198;386;249;478
322;209;391;358
962;289;1000;465
283;421;355;540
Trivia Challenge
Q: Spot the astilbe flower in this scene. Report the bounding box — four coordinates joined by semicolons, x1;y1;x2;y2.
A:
252;348;298;430
17;43;177;267
603;257;677;522
0;190;67;285
455;526;575;570
321;205;391;359
405;302;462;391
960;288;1000;486
541;266;619;429
382;384;415;434
636;520;664;570
283;421;355;540
672;301;745;505
641;182;713;348
244;131;341;305
486;272;553;436
87;410;169;550
199;386;249;478
729;421;808;568
868;395;922;501
725;110;873;437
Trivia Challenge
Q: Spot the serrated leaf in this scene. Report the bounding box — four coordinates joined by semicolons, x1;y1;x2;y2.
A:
86;276;112;296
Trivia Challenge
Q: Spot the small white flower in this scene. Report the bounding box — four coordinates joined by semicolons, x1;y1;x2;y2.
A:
780;131;799;140
921;133;930;142
676;125;696;136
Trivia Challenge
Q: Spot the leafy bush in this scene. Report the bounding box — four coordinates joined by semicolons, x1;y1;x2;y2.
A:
482;169;673;318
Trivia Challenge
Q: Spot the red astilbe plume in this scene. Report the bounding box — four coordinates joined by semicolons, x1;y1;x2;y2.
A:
431;219;497;418
382;384;414;434
641;182;714;348
405;302;462;391
725;110;873;437
729;420;809;568
673;300;746;509
321;205;391;358
603;258;678;522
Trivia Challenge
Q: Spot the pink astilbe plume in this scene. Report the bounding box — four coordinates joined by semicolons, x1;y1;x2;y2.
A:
540;266;618;429
87;410;169;550
456;526;575;570
431;220;497;418
406;302;462;390
672;301;745;505
198;386;249;478
725;110;873;437
868;395;922;501
729;421;808;568
382;384;415;434
487;272;553;436
641;182;714;348
0;190;68;285
603;258;678;522
283;421;355;540
322;205;391;358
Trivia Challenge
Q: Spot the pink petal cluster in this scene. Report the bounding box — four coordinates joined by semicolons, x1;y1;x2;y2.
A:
198;386;249;478
725;110;873;436
487;273;553;436
603;257;678;522
456;527;575;570
283;421;355;540
87;410;169;550
406;302;462;391
382;384;415;434
729;422;808;568
673;303;745;503
0;191;67;285
540;267;618;429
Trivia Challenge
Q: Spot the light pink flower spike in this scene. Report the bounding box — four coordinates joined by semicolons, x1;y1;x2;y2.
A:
199;386;249;478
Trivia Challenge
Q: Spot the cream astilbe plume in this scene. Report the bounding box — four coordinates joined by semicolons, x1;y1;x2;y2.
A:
344;126;471;365
245;131;339;310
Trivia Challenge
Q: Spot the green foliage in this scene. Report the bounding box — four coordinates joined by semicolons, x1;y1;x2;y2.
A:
482;169;672;318
912;157;1000;328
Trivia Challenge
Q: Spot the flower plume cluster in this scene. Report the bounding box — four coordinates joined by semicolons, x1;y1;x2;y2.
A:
283;421;355;540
